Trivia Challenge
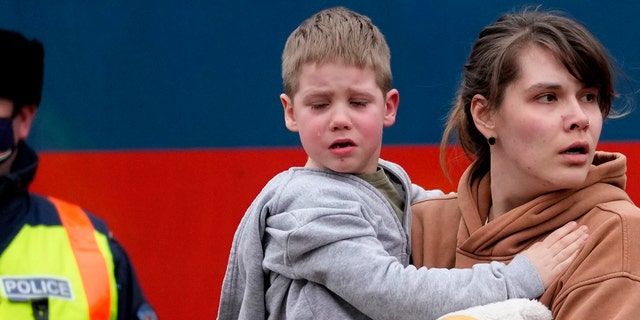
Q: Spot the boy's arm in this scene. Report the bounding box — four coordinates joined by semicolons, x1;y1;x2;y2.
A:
264;202;543;320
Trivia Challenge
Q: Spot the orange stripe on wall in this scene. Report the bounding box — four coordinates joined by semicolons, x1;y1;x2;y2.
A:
29;143;640;319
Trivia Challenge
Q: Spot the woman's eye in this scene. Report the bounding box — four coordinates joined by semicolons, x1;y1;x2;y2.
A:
536;94;556;103
582;92;598;103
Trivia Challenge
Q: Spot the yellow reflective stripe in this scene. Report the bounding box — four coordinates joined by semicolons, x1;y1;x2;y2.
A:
49;196;112;320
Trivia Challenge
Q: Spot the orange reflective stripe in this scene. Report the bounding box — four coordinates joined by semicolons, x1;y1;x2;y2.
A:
49;196;112;320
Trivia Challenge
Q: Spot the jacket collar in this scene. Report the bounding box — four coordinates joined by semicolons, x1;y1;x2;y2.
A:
456;151;629;256
0;141;38;204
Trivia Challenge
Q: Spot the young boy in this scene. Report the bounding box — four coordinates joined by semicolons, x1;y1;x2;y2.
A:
217;7;587;320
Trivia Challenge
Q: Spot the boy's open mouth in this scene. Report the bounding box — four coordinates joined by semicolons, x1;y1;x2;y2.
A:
330;140;355;149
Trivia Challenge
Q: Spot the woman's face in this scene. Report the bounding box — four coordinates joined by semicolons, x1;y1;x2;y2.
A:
489;45;602;196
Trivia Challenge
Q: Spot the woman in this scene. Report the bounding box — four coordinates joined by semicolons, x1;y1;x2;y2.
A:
411;9;640;319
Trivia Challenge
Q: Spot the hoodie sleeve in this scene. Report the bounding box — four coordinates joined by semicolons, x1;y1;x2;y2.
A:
263;172;544;320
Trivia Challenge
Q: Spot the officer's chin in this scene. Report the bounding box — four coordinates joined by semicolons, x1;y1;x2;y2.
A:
0;148;13;163
0;148;13;162
0;148;15;175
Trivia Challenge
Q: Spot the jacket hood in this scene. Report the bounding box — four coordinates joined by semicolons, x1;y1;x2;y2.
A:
0;141;38;203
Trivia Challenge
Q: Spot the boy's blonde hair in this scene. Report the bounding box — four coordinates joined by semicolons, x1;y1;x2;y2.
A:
281;7;392;97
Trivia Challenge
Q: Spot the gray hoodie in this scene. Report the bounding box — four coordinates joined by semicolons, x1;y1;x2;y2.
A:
217;159;543;320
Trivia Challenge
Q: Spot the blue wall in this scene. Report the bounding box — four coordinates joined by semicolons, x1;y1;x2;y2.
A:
5;3;639;318
1;1;639;151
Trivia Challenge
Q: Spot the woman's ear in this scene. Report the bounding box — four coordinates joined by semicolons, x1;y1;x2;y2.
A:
470;94;495;138
280;93;298;132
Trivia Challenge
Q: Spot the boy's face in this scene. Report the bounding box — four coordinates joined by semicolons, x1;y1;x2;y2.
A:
281;62;398;174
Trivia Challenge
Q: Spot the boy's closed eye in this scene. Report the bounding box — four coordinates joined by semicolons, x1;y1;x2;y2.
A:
310;103;329;110
350;100;368;107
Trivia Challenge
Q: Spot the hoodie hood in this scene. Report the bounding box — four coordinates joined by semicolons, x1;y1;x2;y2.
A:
456;151;629;259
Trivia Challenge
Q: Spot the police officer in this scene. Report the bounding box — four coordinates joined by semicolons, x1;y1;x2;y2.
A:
0;28;157;320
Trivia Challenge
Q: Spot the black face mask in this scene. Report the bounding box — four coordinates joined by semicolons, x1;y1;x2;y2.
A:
0;118;15;164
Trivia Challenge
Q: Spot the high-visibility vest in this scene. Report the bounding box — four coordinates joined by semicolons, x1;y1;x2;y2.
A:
0;196;118;319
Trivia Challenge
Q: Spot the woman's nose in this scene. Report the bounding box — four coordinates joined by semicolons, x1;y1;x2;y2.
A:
563;98;590;131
